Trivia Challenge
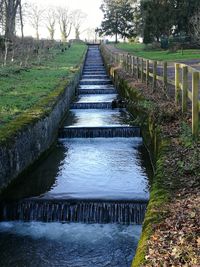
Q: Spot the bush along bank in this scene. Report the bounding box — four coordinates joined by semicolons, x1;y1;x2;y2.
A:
0;43;87;192
103;59;200;266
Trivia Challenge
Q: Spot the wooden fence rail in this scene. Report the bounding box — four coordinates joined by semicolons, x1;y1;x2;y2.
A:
101;44;200;138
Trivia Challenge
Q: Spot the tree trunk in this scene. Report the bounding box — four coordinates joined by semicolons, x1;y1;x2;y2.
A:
75;28;80;39
50;29;54;41
19;0;24;39
4;0;20;40
4;38;9;66
36;27;39;40
115;32;118;43
5;14;16;40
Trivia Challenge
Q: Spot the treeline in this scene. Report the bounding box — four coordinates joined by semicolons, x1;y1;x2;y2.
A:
0;0;23;40
98;0;200;44
141;0;199;43
0;1;91;67
0;0;90;42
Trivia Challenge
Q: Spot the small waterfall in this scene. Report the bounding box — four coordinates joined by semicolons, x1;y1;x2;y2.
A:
83;71;106;75
79;89;116;94
83;70;106;73
59;126;141;138
84;64;104;68
80;80;112;85
84;65;105;68
82;75;108;79
84;64;104;67
0;199;147;224
0;45;148;267
71;102;113;109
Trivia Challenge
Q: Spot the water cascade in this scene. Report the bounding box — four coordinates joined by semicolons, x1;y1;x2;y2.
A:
1;199;147;224
59;126;141;138
0;45;150;267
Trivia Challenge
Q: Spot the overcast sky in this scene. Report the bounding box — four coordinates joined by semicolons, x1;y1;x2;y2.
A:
22;0;103;40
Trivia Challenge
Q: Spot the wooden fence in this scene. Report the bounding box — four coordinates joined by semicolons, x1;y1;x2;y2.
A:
101;44;200;138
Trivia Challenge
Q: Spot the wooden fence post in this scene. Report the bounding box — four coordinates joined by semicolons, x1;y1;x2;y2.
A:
131;56;134;76
134;57;136;77
141;59;144;82
126;54;129;71
123;54;125;69
192;72;199;138
146;60;149;85
129;55;132;73
153;61;157;89
182;66;188;113
136;57;139;80
115;53;118;65
163;62;167;90
175;63;181;104
130;55;132;73
128;54;130;73
120;54;123;67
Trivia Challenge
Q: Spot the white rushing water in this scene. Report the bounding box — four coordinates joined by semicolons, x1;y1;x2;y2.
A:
76;94;118;103
0;222;142;267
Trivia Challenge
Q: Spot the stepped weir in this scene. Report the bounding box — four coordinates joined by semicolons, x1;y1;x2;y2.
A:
0;45;150;267
0;199;147;224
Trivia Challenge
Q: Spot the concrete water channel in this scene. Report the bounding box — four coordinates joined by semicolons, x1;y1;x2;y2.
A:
0;45;150;267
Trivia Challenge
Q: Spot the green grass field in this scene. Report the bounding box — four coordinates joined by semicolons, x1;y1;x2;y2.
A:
0;43;86;127
115;43;200;61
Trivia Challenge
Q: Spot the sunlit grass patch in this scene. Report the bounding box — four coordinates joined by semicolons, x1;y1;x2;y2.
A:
0;43;86;127
115;43;200;61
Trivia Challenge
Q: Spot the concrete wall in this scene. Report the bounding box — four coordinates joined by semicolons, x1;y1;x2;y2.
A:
0;60;85;191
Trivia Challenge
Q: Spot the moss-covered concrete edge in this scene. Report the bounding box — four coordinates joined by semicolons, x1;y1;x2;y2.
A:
0;49;87;146
118;74;170;267
102;56;171;265
0;46;87;191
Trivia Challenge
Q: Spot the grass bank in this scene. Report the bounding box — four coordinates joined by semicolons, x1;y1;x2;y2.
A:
114;42;200;61
0;43;86;126
0;43;87;142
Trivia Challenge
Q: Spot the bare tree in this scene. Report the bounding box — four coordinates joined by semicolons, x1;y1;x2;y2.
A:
14;0;26;39
190;9;200;43
0;0;4;34
18;0;23;39
71;9;87;40
57;6;72;42
46;7;56;41
85;27;96;41
3;0;21;40
0;0;22;66
29;4;44;40
3;37;9;65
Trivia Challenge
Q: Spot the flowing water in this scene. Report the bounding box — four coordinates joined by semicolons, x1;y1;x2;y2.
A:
0;45;150;267
0;222;141;267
